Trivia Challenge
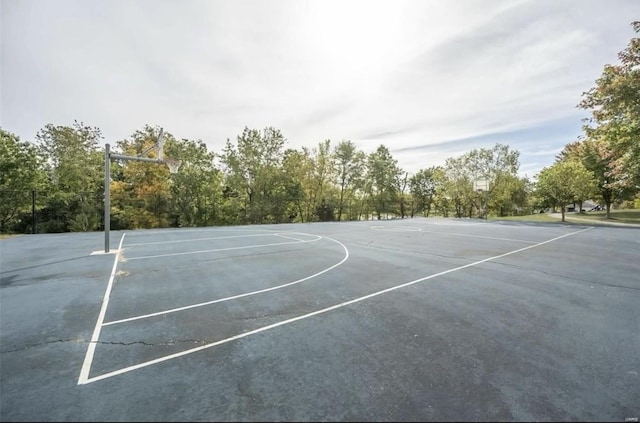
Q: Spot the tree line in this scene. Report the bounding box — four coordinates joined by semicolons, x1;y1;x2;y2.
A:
1;22;638;232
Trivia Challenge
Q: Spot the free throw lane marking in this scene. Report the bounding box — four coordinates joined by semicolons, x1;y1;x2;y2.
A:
126;236;322;260
80;227;592;384
103;235;349;326
126;233;277;246
273;233;307;242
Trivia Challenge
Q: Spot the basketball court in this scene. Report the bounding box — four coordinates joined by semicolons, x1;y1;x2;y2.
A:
1;218;638;421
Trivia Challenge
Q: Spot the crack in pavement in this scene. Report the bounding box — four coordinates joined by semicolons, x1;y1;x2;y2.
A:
1;338;221;353
2;338;83;353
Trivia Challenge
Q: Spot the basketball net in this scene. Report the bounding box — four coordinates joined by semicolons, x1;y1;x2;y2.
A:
164;158;182;174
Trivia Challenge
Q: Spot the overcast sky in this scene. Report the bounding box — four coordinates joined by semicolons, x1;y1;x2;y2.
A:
1;0;638;177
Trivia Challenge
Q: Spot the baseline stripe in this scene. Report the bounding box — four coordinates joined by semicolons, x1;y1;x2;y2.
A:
78;233;126;385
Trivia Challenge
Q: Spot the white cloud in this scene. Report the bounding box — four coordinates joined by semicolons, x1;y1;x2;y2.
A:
1;0;637;177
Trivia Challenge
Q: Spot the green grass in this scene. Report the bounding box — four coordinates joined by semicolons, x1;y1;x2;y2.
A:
489;214;571;223
490;209;640;225
564;209;640;225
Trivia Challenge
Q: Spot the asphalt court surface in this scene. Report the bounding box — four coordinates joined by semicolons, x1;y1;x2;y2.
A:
1;218;639;421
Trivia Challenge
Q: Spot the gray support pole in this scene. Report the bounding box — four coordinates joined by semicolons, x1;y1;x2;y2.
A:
485;190;489;221
102;137;167;252
105;144;111;253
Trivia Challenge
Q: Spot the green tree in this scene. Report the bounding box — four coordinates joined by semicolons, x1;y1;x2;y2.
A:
535;161;597;221
442;155;474;218
36;121;103;232
557;138;631;216
0;129;47;232
333;140;365;221
308;140;336;221
366;145;401;220
555;141;583;163
409;167;439;217
397;171;410;218
463;143;521;217
281;148;311;222
432;167;452;217
555;140;590;212
164;138;223;227
580;139;633;217
220;127;287;224
578;21;640;190
488;173;529;216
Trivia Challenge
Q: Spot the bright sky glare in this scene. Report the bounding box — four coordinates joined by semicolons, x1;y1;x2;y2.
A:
1;0;638;177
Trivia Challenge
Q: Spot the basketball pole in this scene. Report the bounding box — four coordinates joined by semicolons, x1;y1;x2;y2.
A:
484;189;489;221
103;129;173;253
474;179;490;221
104;143;111;252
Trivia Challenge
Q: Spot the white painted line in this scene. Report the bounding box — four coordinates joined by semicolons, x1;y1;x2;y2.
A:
400;219;577;230
125;233;275;247
398;219;497;227
103;236;349;326
337;222;373;227
78;233;126;385
370;225;419;232
126;236;322;261
81;227;592;384
371;225;537;243
123;226;284;236
273;233;306;242
417;228;537;244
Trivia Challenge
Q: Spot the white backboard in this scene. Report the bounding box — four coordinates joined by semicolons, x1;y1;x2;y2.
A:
474;179;489;192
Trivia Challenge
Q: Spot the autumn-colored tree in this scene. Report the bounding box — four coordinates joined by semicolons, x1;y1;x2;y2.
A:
110;125;172;229
578;21;640;191
580;139;633;217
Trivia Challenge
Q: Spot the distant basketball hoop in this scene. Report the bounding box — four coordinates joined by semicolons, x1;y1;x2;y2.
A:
103;127;181;252
474;179;489;192
474;179;490;220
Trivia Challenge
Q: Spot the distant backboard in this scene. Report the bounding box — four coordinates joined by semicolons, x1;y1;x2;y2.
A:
474;179;489;192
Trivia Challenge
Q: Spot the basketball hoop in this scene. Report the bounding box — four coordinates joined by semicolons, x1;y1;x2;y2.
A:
473;179;489;192
164;158;182;174
473;179;490;221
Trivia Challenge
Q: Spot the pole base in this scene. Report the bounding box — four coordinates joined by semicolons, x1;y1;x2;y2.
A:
90;250;119;255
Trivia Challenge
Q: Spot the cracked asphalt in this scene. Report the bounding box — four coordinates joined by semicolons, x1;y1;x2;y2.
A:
1;218;639;421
